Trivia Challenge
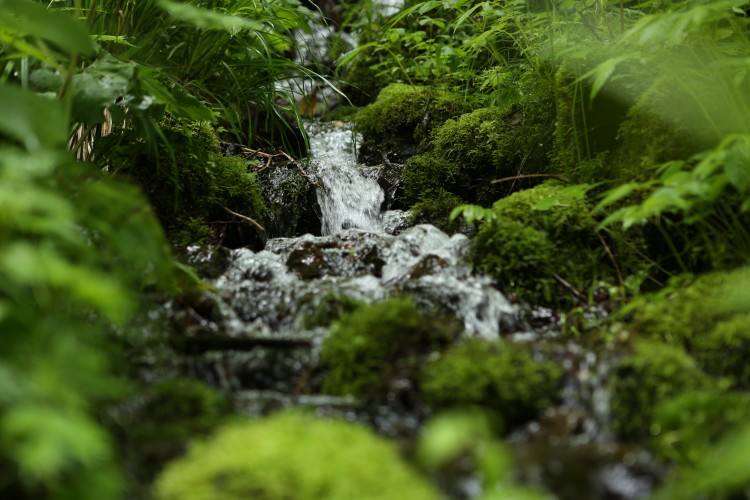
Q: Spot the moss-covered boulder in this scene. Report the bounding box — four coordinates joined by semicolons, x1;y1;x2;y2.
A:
609;340;712;441
408;190;464;232
651;390;750;465
692;313;750;389
320;297;460;400
470;181;607;303
100;117;266;248
626;267;750;347
420;340;563;428
472;218;556;300
355;83;469;155
153;412;438;500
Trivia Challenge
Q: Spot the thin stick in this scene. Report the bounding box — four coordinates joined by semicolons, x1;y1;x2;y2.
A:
490;173;566;184
553;273;587;303
220;204;266;232
597;231;624;290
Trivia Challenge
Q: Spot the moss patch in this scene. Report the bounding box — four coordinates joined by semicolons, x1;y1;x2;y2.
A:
420;340;563;428
101;116;266;248
320;297;460;399
692;312;750;389
609;340;711;441
470;181;607;303
652;390;750;465
153;412;438;500
355;83;469;148
408;190;464;233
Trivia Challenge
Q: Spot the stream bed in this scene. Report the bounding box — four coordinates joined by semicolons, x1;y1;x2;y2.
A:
157;122;664;499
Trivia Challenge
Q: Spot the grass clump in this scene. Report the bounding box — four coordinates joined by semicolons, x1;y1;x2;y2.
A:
320;297;459;399
420;340;563;428
153;412;438;500
609;340;711;441
355;83;469;147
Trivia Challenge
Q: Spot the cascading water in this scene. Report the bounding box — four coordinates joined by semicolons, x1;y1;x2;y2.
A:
307;122;384;234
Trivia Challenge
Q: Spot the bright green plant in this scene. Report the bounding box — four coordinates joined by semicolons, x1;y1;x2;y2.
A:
320;297;460;399
154;411;439;500
0;3;179;496
420;339;563;427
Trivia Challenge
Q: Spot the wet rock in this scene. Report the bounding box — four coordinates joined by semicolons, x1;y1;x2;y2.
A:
286;241;331;279
258;161;322;237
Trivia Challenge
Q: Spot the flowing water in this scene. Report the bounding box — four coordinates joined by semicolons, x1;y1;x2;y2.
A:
160;121;664;498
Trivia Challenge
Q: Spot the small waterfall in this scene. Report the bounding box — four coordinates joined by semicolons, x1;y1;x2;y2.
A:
307;122;384;235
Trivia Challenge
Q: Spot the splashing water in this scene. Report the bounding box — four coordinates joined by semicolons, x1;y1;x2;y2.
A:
306;122;384;235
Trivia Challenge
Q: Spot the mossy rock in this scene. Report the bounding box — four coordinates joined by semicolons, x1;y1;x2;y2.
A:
355;83;468;147
320;297;460;399
692;312;750;389
490;181;598;246
402;153;460;205
626;267;750;347
470;181;606;303
609;340;712;441
300;291;362;329
409;190;464;233
471;217;556;301
100;116;267;247
153;412;438;500
652;390;750;465
420;340;563;428
653;423;750;500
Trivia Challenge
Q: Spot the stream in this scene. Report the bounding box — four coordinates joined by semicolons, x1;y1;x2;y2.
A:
156;121;664;499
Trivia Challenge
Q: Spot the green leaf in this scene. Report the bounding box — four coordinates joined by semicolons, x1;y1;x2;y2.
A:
0;84;67;150
595;183;640;212
724;141;750;193
157;0;265;34
0;0;95;56
449;204;495;223
583;55;630;103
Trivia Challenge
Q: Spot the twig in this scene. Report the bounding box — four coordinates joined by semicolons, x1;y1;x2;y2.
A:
491;173;566;184
553;273;587;303
220;204;266;232
597;231;625;290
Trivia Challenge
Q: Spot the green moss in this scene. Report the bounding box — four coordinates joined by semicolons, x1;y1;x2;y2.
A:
354;83;468;146
692;313;750;389
626;267;750;346
131;378;231;443
124;378;231;487
609;340;711;441
470;181;607;303
471;218;555;300
320;297;459;399
402;153;460;205
101;116;266;247
408;190;464;232
652;390;750;465
420;340;563;427
153;412;438;500
300;291;362;329
491;181;597;246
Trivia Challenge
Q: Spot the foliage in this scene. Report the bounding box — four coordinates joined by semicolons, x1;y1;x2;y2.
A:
654;423;750;500
609;340;712;441
692;312;750;389
420;339;563;427
153;411;438;500
320;297;460;399
0;68;172;500
651;390;750;466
